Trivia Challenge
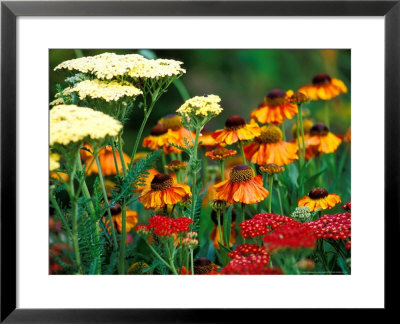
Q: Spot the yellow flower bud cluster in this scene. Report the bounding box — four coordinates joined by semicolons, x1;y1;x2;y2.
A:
176;95;223;119
54;52;185;80
70;79;142;102
49;153;60;171
50;105;122;146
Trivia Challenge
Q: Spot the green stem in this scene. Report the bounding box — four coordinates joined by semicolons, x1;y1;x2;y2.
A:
129;97;158;169
190;127;201;220
238;140;247;165
71;197;83;274
111;139;120;177
94;153;118;250
190;249;194;276
144;239;176;273
75;151;101;274
268;175;274;213
324;101;330;128
118;204;127;274
276;179;284;215
298;104;306;165
117;133;127;177
217;209;224;246
50;189;73;241
220;160;225;181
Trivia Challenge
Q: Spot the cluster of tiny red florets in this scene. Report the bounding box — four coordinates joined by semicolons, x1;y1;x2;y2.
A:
306;212;351;241
342;201;351;211
263;222;317;251
221;243;271;274
239;213;296;238
135;215;193;237
221;261;282;275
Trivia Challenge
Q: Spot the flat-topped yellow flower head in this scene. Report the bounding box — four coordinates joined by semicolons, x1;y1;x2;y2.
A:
49;153;60;171
177;95;223;119
70;79;142;102
50;105;122;146
128;58;186;79
54;53;146;80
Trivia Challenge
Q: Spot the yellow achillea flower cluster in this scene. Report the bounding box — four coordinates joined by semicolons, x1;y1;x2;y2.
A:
49;87;73;106
54;53;185;80
128;59;186;79
49;153;60;171
54;53;146;80
50;105;122;146
70;79;142;102
176;95;223;119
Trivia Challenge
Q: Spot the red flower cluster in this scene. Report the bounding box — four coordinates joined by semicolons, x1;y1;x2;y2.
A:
221;261;282;275
306;212;351;241
342;201;351;211
263;222;317;251
345;241;351;250
221;243;271;275
239;213;296;238
135;215;193;237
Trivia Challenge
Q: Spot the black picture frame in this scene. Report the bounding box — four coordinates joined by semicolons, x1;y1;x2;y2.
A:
1;0;398;321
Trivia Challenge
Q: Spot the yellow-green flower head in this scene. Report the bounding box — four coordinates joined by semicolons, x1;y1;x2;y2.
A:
49;87;73;106
50;105;122;146
49;153;60;171
54;53;146;80
128;58;186;79
70;79;142;102
176;95;223;118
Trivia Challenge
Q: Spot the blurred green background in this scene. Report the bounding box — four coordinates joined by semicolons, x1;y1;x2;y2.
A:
50;49;350;153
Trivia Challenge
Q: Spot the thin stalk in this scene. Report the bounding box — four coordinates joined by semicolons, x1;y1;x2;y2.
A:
50;189;73;241
202;153;208;184
129;97;158;169
190;127;201;220
298;104;306;165
324;101;330;128
276;180;284;215
268;175;274;213
116;133;127;177
71;197;83;274
220;160;225;181
190;249;194;276
166;243;178;275
217;209;224;246
118;204;127;274
111;140;120;177
94;153;118;250
144;239;175;273
238;140;247;165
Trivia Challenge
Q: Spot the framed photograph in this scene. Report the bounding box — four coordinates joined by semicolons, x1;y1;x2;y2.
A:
1;0;398;321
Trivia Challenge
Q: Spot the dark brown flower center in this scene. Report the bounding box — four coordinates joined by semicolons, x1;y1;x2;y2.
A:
225;115;246;130
194;257;213;274
312;73;332;85
258;126;283;143
230;164;254;183
150;124;168;136
310;123;329;136
309;187;329;199
264;89;287;107
109;205;122;215
150;173;173;191
159;114;182;130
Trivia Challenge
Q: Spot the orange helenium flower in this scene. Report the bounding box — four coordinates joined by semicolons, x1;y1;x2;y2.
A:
199;129;218;149
142;124;180;154
298;187;341;212
159;114;194;153
139;173;191;209
214;164;269;204
213;115;261;145
244;125;298;166
85;145;131;176
113;209;138;233
250;89;298;125
299;73;347;100
306;123;342;154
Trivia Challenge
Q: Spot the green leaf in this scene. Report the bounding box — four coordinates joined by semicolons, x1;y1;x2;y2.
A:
304;168;326;193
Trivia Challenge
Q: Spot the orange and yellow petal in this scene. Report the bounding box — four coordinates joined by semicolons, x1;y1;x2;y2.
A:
307;133;342;154
85;146;131;176
251;103;298;125
298;194;341;212
245;141;298;166
213;123;261;145
114;210;138;233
